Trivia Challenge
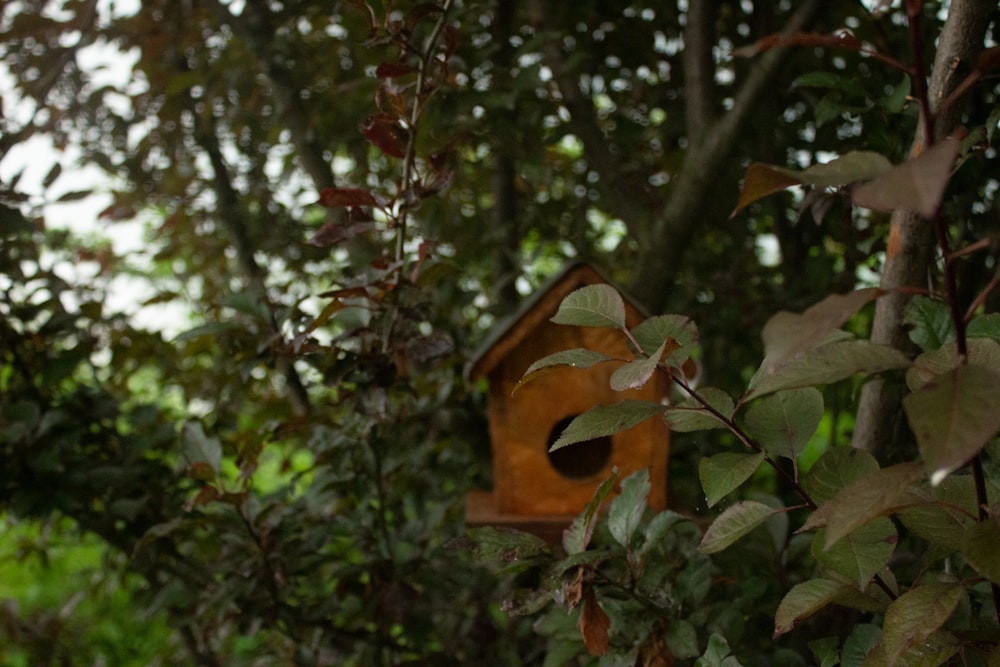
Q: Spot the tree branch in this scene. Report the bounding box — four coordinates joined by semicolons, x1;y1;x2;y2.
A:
632;0;824;312
683;0;718;147
852;0;993;455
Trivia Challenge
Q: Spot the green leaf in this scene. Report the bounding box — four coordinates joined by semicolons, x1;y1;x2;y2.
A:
903;364;1000;485
699;500;781;554
172;320;243;343
607;469;650;548
631;314;699;361
551;284;626;328
760;289;880;374
182;422;222;476
808;636;841;667
812;518;897;588
897;476;982;549
880;583;963;667
516;348;613;392
550;400;665;452
695;633;743;667
665;619;700;659
744;388;824;461
563;472;619;555
745;339;910;401
774;578;847;637
610;339;667;391
968;313;1000;340
803;447;880;505
844;624;882;667
461;526;551;564
665;387;735;432
853;136;960;218
799;150;893;187
903;296;954;352
699;452;766;508
961;517;1000;584
802;462;924;549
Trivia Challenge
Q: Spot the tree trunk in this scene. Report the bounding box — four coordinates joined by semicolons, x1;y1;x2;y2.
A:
852;0;994;456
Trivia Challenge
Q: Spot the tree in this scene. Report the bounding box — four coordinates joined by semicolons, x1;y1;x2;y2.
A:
2;0;999;664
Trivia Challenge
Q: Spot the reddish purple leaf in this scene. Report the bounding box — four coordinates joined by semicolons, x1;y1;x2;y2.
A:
361;113;409;158
375;62;417;79
316;187;378;208
308;222;374;247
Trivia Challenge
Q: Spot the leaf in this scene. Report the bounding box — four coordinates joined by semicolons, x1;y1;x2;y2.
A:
460;526;550;564
375;62;417;78
316;187;378;208
744;388;824;461
802;462;924;549
550;400;665;452
42;162;62;188
563;472;619;555
774;578;847;637
760;289;880;374
903;296;954;352
665;619;700;659
607;468;650;548
802;447;879;504
812;518;896;588
906;338;1000;391
56;189;91;202
733;152;892;216
182;422;222;476
665;387;735;432
853;136;960;218
699;500;782;554
610;339;667;391
631;314;699;361
695;633;742;667
361;112;409;158
515;348;613;393
172;321;243;343
550;284;626;328
699;452;766;508
578;589;610;656
903;363;1000;485
961;516;1000;584
745;339;910;401
733;162;804;215
968;313;1000;340
880;583;963;667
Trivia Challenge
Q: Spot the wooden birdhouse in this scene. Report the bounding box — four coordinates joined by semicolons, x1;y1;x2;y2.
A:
466;262;670;541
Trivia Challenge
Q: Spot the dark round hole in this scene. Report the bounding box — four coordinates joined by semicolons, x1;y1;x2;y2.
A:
546;415;613;479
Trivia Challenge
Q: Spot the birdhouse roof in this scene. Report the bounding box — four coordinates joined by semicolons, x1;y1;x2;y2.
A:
467;261;648;381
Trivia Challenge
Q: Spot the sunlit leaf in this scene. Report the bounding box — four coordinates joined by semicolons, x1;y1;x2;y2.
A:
774;578;846;637
802;462;924;549
607;469;650;548
551;284;627;328
550;400;665;452
744;388;824;461
733;162;804;215
880;583;963;667
665;387;735;432
699;452;765;508
699;500;781;554
903;363;1000;485
853;136;960;218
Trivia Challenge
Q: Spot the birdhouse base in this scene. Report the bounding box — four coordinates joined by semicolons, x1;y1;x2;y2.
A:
465;490;577;545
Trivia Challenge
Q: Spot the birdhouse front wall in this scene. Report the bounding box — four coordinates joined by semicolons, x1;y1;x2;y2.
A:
486;319;669;516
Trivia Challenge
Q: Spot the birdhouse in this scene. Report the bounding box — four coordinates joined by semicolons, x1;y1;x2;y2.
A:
466;262;670;541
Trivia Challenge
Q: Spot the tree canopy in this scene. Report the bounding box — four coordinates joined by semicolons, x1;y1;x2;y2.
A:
2;0;1000;664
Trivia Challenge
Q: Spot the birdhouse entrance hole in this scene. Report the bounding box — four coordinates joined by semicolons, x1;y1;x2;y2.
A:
546;415;612;479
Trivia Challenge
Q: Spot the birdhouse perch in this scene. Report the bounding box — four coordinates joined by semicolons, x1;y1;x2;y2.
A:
466;262;670;542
